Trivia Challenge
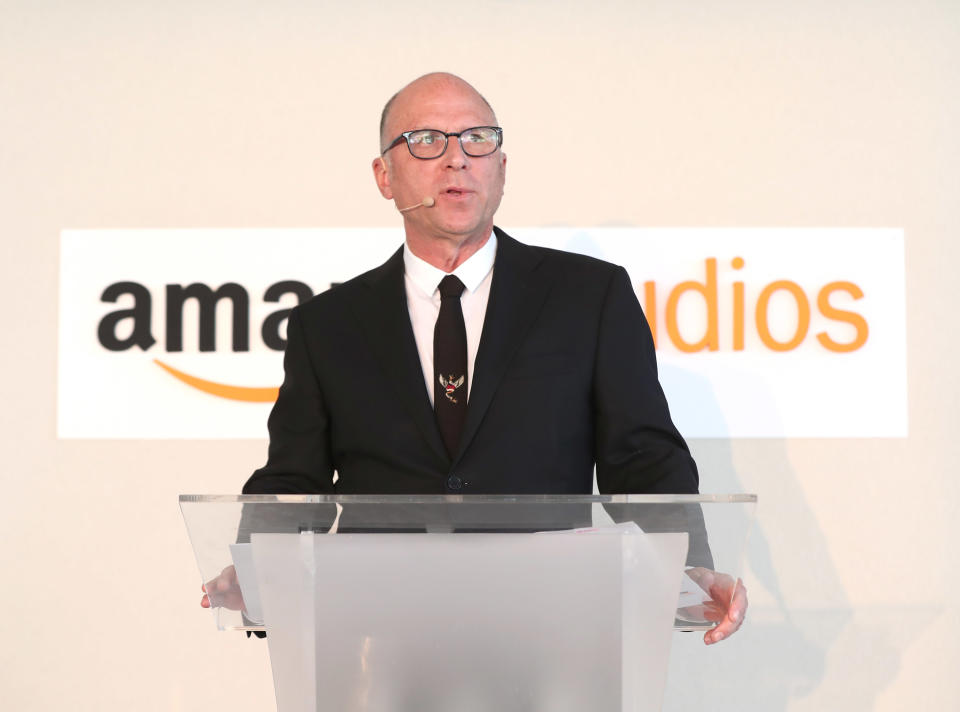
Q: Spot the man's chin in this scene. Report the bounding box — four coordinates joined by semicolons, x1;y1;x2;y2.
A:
428;217;492;243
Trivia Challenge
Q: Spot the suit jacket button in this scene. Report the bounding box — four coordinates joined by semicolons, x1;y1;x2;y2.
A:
446;475;464;491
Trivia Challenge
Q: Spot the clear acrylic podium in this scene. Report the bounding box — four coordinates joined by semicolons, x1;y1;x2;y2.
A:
181;494;755;712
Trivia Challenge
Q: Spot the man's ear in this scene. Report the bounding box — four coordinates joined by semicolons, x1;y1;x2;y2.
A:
499;151;507;196
372;155;393;199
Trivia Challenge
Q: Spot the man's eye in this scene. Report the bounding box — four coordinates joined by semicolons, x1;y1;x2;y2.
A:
414;133;438;145
464;132;487;143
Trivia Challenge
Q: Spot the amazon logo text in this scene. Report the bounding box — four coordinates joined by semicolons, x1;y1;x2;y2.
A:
96;279;330;402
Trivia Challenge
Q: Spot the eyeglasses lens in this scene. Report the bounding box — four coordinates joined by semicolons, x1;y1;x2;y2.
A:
460;128;499;156
408;131;447;159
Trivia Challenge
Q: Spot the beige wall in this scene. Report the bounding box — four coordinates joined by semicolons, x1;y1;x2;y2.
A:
2;1;958;709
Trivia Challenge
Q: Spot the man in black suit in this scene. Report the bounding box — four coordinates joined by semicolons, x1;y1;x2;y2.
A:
244;72;697;497
211;72;744;643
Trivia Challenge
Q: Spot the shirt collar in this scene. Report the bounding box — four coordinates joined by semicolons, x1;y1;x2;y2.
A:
403;230;497;297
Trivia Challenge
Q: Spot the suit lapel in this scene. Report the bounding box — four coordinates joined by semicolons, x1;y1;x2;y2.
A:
352;248;449;464
453;229;549;466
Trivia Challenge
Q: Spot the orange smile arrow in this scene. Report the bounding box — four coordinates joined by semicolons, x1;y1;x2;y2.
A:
154;359;279;403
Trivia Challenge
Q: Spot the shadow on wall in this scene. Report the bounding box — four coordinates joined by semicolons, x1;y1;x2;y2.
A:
662;364;904;710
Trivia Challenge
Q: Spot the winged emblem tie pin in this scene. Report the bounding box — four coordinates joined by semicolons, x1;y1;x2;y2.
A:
439;374;465;403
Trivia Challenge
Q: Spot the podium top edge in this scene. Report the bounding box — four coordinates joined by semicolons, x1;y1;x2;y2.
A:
178;493;757;504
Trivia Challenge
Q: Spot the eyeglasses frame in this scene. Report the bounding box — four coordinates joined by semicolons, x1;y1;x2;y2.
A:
381;126;504;159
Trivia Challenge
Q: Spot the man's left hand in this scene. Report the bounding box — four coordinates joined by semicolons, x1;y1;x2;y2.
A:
684;567;748;645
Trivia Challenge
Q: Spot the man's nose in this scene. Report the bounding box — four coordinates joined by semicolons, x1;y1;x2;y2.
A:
444;136;469;169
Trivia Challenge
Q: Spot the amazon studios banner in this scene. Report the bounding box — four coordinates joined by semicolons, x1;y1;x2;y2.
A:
58;228;906;439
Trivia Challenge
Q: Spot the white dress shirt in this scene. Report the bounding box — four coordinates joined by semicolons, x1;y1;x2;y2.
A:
403;232;497;406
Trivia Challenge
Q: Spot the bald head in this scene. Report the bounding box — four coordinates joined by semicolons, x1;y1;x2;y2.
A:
379;73;498;152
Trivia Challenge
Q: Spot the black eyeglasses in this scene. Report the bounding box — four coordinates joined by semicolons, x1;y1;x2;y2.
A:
382;126;503;160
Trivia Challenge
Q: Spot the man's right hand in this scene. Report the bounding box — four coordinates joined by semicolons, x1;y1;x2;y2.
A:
200;565;246;611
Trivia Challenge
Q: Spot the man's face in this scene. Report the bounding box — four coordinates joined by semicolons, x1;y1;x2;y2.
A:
374;77;506;248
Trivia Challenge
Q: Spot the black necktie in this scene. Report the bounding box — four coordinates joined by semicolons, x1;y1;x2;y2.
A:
434;275;468;457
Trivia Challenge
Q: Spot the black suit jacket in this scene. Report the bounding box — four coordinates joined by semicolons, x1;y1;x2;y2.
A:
243;228;699;497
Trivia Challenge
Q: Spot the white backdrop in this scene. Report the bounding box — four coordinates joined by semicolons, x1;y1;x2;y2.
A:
2;1;958;710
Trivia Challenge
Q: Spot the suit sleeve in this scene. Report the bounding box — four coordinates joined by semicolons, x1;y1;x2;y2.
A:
592;267;711;567
238;306;337;639
243;306;335;494
593;266;700;494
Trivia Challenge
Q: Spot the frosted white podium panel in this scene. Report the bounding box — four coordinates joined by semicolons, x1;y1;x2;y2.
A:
181;495;755;712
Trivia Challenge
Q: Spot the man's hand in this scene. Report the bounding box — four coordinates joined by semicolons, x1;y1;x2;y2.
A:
683;567;748;645
200;565;246;612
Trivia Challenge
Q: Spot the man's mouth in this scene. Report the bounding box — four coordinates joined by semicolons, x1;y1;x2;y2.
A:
442;187;472;198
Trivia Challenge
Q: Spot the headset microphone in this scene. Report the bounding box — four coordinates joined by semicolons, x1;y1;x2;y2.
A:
398;197;435;213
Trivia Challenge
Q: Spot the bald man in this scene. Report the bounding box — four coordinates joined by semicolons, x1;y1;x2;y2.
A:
234;73;745;643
